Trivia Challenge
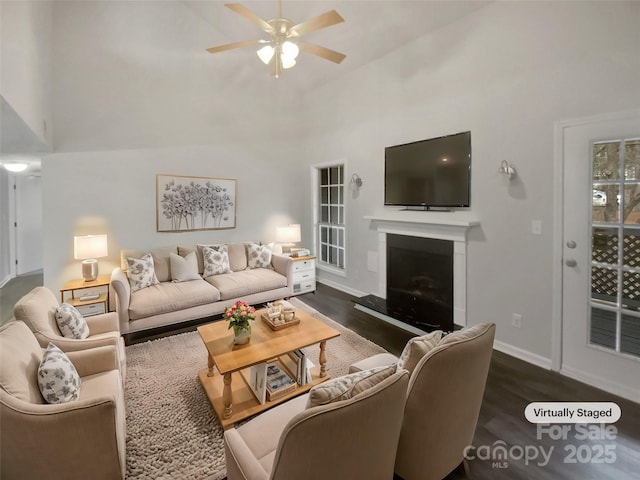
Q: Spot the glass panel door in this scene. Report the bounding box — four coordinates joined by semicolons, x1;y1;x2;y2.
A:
591;138;640;357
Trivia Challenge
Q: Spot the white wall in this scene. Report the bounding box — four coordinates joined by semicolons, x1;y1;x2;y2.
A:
300;1;640;363
39;1;640;368
0;0;53;149
42;143;306;291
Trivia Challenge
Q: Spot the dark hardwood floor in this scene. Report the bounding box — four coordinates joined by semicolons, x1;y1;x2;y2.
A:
299;283;640;480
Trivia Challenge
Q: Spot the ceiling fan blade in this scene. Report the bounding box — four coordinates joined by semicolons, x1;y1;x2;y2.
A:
206;39;264;54
298;41;346;64
225;3;273;33
289;10;344;37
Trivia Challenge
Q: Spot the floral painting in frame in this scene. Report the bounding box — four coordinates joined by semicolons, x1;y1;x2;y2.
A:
156;174;236;232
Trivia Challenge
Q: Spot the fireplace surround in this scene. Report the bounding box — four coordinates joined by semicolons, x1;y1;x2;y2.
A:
356;213;479;334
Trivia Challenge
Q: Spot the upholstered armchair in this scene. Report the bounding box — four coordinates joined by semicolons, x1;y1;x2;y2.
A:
0;321;126;480
224;369;410;480
350;323;496;480
13;286;126;380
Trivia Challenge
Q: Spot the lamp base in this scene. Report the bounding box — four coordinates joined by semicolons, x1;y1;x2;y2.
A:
81;259;98;282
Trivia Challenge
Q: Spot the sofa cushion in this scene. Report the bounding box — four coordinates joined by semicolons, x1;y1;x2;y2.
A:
54;303;90;339
0;321;44;404
204;268;287;301
247;243;273;269
126;253;160;292
397;330;442;374
306;364;397;408
203;245;231;276
128;279;220;320
170;251;200;282
38;343;81;404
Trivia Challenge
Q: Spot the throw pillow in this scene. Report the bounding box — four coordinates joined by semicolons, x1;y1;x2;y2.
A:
306;364;397;409
438;323;491;346
398;330;442;374
170;251;200;282
247;243;273;269
397;330;442;374
202;245;231;277
126;253;159;292
54;303;90;339
38;343;81;404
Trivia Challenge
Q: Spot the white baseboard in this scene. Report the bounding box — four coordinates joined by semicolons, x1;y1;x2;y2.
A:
560;365;640;403
493;340;553;370
316;279;367;298
0;274;13;289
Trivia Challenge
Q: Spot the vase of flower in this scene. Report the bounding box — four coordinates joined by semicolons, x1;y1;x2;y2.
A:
224;301;256;345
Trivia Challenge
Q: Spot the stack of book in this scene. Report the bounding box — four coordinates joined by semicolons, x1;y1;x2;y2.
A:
265;363;296;401
289;349;313;386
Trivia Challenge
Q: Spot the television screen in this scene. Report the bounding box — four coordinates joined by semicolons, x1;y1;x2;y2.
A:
384;131;471;208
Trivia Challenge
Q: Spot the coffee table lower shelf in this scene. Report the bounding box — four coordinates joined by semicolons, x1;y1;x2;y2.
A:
198;367;329;430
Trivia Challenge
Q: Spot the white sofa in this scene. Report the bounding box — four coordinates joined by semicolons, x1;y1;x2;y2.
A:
110;243;293;337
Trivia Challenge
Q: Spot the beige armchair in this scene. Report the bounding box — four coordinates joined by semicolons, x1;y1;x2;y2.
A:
0;321;126;480
350;323;496;480
13;286;126;381
224;369;410;480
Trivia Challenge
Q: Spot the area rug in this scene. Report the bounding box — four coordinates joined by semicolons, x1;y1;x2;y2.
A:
124;298;388;479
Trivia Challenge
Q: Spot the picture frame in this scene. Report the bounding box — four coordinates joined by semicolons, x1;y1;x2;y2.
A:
156;174;236;232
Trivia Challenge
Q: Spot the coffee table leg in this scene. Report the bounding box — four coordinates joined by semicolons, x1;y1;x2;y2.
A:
223;373;232;419
319;341;327;378
207;352;215;377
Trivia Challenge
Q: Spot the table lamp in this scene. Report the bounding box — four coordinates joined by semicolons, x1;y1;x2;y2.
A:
74;234;108;281
275;224;301;255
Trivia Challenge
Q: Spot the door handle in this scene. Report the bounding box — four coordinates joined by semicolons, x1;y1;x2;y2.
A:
565;258;577;267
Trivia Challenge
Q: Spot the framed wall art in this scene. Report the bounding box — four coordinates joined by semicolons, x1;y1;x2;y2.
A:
156;174;236;232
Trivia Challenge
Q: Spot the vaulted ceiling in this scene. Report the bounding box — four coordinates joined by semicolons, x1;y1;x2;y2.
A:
185;1;489;91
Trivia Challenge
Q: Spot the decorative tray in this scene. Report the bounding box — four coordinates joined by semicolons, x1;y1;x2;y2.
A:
261;313;300;331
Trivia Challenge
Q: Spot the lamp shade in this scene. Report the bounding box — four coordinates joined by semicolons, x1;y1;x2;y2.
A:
275;224;301;244
74;235;108;260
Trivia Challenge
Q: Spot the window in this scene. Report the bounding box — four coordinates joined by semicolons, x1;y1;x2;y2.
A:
317;165;345;270
591;137;640;358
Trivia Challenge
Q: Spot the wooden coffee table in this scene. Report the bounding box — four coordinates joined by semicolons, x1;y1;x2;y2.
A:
197;307;341;429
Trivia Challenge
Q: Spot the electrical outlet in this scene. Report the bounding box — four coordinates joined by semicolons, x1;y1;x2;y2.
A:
512;313;523;328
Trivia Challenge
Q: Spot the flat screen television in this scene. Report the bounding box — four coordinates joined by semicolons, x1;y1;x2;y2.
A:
384;131;471;209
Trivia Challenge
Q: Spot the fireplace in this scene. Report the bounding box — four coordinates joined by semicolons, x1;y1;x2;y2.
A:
386;235;453;331
356;213;480;334
356;235;454;332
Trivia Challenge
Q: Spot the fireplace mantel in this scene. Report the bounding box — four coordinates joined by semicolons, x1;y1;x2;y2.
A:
363;212;480;330
364;213;479;242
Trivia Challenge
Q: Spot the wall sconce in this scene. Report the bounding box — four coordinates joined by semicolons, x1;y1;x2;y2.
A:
275;224;301;255
498;160;517;180
350;174;363;189
74;234;108;281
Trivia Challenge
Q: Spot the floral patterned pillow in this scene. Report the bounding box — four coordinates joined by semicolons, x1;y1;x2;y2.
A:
54;303;90;339
202;245;231;277
38;343;81;404
126;253;159;292
247;243;273;269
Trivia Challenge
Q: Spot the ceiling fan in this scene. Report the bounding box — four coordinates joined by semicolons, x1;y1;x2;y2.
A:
206;0;346;78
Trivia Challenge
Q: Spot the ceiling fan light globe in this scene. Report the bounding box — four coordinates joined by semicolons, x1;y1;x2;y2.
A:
281;41;299;59
257;45;275;64
281;56;296;69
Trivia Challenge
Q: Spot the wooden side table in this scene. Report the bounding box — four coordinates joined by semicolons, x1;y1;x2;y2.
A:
60;274;111;316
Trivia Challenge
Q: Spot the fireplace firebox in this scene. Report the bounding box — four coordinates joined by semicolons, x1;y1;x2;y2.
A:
356;234;455;333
